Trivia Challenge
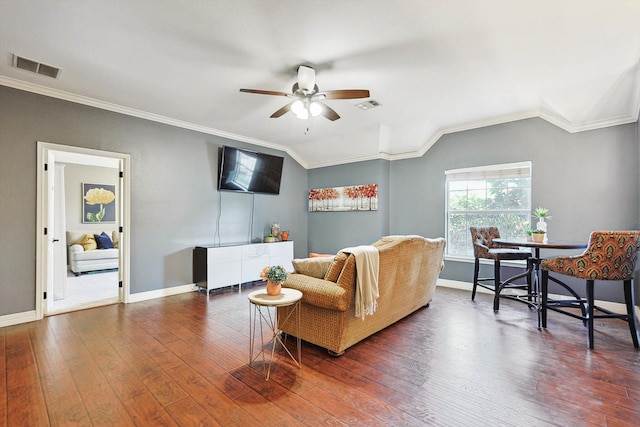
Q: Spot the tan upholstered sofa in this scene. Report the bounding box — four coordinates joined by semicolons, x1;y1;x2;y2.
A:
278;235;446;355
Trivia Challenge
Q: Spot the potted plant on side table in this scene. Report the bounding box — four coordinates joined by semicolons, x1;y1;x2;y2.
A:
260;265;288;296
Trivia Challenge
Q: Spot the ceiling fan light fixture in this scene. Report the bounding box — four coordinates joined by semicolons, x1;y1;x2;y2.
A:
296;108;309;120
309;101;322;117
240;65;369;123
291;100;304;115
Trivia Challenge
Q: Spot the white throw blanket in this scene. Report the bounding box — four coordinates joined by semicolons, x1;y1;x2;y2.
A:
341;245;380;320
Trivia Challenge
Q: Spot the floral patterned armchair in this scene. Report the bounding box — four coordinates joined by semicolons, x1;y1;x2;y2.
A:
541;231;640;349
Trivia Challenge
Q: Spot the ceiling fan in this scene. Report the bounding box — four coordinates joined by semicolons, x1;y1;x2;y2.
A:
240;65;370;121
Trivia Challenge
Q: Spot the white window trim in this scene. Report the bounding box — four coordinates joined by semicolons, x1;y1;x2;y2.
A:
445;161;532;259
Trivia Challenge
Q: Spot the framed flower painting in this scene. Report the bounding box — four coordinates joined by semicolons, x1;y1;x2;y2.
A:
82;183;116;223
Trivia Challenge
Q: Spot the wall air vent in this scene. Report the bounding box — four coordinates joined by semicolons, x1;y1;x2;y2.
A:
12;54;61;79
355;100;381;111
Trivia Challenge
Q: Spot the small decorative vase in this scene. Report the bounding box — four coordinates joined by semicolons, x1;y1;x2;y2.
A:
271;222;280;240
266;280;282;296
536;218;547;233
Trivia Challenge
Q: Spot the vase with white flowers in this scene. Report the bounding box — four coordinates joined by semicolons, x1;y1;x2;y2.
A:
260;265;288;296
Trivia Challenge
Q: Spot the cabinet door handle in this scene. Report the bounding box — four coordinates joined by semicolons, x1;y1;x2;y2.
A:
53;238;60;242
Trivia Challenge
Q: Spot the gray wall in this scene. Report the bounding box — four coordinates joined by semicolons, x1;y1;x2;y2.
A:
307;160;390;254
308;118;640;303
0;86;307;316
395;118;639;303
2;81;639;317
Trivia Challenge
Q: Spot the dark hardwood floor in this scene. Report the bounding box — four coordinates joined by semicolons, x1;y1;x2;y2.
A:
1;284;640;426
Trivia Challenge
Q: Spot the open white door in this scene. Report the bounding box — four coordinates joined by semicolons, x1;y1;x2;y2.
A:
44;149;56;314
37;141;131;318
52;164;68;304
117;157;125;302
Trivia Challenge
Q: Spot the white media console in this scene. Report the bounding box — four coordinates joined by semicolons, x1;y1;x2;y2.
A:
193;241;294;292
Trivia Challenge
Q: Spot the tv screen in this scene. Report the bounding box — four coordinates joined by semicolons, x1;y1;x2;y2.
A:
218;146;284;195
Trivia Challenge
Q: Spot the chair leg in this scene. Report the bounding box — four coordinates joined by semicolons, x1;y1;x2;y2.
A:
472;258;480;301
541;270;548;328
586;280;595;349
493;260;501;312
527;258;533;302
623;279;640;349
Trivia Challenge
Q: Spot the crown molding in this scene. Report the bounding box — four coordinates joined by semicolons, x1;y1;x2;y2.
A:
3;75;637;171
1;75;316;169
0;75;289;147
304;152;390;169
380;107;639;166
538;109;639;133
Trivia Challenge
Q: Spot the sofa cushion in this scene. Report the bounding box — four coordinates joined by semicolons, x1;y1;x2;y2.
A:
284;274;349;311
78;234;97;251
94;232;114;249
324;252;348;282
67;230;117;246
292;257;335;279
310;252;334;258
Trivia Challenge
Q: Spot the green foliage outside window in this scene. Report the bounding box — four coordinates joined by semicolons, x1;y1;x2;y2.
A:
447;177;531;257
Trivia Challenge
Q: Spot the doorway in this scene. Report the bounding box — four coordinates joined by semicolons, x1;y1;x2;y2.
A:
36;142;130;318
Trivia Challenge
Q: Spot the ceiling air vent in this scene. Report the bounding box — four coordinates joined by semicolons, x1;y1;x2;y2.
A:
12;54;61;79
355;100;381;111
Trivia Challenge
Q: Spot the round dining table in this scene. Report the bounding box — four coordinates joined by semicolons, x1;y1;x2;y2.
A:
493;238;588;329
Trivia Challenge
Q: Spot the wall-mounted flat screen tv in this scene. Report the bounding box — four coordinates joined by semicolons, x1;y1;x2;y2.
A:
218;146;284;195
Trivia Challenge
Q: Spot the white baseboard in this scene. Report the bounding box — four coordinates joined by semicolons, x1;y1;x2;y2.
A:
127;283;196;303
437;278;640;318
0;310;38;328
0;284;197;328
2;280;637;328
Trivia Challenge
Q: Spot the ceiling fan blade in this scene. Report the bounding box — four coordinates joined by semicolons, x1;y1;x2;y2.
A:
239;88;290;97
270;102;294;118
318;89;370;100
320;104;340;121
297;66;316;92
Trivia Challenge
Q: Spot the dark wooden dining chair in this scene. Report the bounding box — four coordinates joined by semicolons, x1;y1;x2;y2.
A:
541;230;640;349
470;226;532;312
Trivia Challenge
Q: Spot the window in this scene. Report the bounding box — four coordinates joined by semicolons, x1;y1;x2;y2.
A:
445;161;532;258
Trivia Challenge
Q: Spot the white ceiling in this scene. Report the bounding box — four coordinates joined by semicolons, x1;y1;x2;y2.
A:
1;1;639;168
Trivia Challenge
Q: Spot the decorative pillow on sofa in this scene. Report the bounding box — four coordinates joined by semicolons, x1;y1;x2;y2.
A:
324;252;349;282
292;257;335;279
94;232;114;249
79;234;97;251
309;252;334;258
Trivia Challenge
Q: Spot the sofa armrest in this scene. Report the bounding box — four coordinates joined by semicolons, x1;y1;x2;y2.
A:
282;273;349;311
69;244;85;254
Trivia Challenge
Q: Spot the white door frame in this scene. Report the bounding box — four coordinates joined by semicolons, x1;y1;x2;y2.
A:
36;141;131;319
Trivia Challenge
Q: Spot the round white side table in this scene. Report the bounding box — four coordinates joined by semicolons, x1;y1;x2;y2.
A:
248;287;302;381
